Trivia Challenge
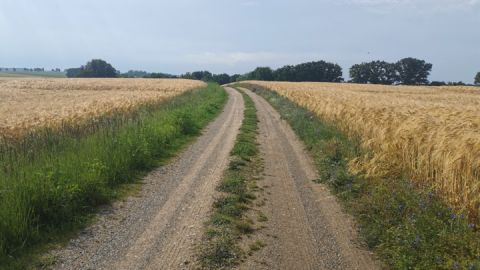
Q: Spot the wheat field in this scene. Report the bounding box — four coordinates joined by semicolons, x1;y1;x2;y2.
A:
0;78;206;139
246;81;480;219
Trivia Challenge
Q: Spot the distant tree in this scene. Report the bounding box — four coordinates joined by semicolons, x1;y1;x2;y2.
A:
447;81;466;86
66;59;117;78
350;61;397;85
395;58;432;85
183;71;213;81
239;60;343;82
249;67;275;81
12;68;16;72
81;59;118;78
349;64;369;84
294;61;343;82
274;65;296;81
212;73;231;85
230;74;241;82
475;72;480;85
145;72;177;79
66;68;83;78
430;81;446;86
122;70;148;78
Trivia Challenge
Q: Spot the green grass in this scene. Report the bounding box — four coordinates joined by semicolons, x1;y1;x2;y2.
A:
244;84;480;270
199;89;262;269
0;83;227;269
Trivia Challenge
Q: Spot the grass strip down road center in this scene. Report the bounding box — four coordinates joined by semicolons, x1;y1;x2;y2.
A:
199;88;262;269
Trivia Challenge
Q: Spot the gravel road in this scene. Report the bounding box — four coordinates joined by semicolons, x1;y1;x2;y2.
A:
51;86;379;270
52;87;244;270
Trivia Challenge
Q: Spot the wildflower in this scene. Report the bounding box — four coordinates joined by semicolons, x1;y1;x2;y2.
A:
419;201;427;210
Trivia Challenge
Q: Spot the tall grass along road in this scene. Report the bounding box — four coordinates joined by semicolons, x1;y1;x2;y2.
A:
51;87;244;270
0;80;223;268
230;87;379;270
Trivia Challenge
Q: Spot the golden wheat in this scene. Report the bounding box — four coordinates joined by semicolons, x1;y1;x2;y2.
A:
247;81;480;218
0;78;206;138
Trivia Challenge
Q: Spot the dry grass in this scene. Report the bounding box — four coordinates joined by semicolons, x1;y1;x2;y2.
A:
246;81;480;219
0;78;206;138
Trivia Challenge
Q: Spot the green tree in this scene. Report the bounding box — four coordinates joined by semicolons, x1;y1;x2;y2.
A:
212;73;231;85
66;67;82;78
396;58;432;85
66;59;118;78
430;81;446;86
81;59;118;77
475;72;480;85
230;74;241;82
184;71;213;81
350;61;397;85
274;65;296;81
294;61;343;82
250;67;274;81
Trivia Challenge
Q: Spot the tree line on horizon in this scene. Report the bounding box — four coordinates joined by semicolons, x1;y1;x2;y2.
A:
65;59;480;86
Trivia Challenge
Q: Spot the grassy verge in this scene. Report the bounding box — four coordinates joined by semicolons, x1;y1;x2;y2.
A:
0;83;227;269
199;89;262;269
243;84;480;270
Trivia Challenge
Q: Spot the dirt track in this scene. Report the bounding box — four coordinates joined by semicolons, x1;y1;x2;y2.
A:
52;86;378;270
52;87;244;270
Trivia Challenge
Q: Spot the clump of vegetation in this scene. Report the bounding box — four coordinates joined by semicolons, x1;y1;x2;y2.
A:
248;84;480;270
0;84;227;268
66;59;118;78
237;60;344;82
350;57;432;85
199;89;262;269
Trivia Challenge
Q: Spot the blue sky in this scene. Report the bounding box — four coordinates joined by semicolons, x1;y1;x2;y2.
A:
0;0;479;82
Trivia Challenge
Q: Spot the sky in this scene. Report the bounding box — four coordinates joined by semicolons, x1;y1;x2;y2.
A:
0;0;479;82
